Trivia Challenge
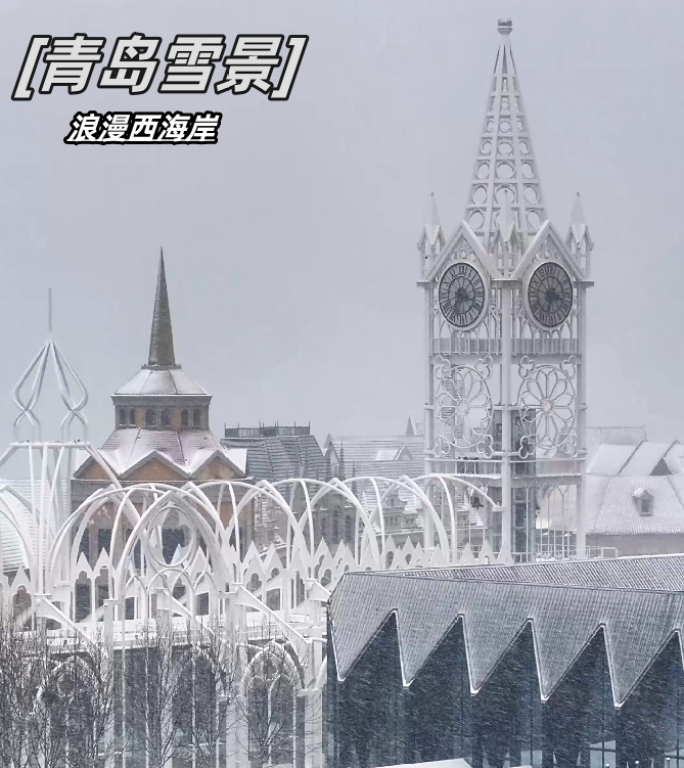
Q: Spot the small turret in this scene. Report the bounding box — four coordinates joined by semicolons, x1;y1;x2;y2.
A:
417;192;445;277
565;193;593;276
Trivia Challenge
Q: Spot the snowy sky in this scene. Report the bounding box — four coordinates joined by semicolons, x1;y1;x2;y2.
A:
1;0;682;450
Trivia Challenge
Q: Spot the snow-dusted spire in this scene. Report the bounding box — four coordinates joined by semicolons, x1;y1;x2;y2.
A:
147;248;177;368
566;192;593;276
464;19;547;249
418;192;446;276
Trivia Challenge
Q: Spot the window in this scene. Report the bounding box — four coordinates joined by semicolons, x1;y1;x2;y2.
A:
181;409;189;427
193;407;201;428
117;408;126;428
161;408;172;428
344;516;353;544
634;488;654;517
128;408;136;426
332;507;341;542
97;527;112;555
145;408;157;427
197;593;209;615
162;528;186;563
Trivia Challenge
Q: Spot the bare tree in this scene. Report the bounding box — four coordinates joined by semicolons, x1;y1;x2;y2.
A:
122;612;196;768
237;633;305;768
187;618;241;768
0;606;317;768
55;627;116;768
0;609;41;768
0;610;116;768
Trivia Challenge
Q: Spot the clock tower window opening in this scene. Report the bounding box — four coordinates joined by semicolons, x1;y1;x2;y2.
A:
181;409;189;428
146;408;157;428
128;408;136;427
193;408;201;428
117;408;126;428
161;408;172;428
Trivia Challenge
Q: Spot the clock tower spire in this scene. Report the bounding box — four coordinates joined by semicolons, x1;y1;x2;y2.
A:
465;18;547;250
420;20;592;564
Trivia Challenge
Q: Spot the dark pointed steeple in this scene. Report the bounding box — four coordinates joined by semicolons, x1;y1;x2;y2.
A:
148;249;177;368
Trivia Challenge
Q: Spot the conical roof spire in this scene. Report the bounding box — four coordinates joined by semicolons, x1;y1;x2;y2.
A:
465;19;547;248
147;249;177;368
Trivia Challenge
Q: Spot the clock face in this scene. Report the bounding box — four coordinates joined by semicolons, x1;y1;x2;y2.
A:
438;262;487;328
527;262;573;328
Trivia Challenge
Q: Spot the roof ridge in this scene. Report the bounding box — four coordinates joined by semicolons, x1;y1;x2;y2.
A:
343;569;684;596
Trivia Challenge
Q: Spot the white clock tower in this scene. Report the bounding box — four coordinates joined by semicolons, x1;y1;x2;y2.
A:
418;20;593;562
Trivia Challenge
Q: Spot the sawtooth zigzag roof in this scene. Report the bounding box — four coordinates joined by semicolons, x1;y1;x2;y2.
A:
328;554;684;707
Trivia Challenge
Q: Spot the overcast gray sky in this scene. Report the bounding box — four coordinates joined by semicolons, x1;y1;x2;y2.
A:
1;0;682;451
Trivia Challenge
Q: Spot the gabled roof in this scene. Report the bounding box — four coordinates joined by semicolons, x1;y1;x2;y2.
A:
586;426;646;463
591;475;684;536
586;444;637;476
543;473;684;537
329;555;684;706
77;429;244;479
325;435;425;468
619;441;677;477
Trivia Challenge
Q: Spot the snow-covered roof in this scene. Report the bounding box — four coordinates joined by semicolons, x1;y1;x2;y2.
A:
329;555;684;705
114;366;208;397
221;433;326;482
87;428;244;478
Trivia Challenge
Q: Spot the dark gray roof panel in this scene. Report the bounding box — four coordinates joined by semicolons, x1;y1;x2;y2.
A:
328;556;684;706
221;433;326;483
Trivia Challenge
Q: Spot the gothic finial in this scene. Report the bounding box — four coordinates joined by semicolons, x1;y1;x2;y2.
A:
569;192;587;242
48;288;53;335
429;192;440;228
498;18;512;35
147;248;176;368
566;192;593;275
421;192;444;248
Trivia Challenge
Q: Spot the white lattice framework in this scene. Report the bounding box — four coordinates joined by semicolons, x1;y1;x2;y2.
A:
0;323;507;768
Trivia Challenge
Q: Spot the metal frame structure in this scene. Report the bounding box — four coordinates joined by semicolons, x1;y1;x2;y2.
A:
0;325;505;768
418;20;594;564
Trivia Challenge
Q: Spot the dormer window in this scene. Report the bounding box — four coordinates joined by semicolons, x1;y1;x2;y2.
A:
633;488;654;517
181;409;189;428
145;409;157;428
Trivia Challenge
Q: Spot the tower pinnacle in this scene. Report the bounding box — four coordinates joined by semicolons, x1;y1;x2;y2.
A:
464;20;547;249
147;248;177;368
